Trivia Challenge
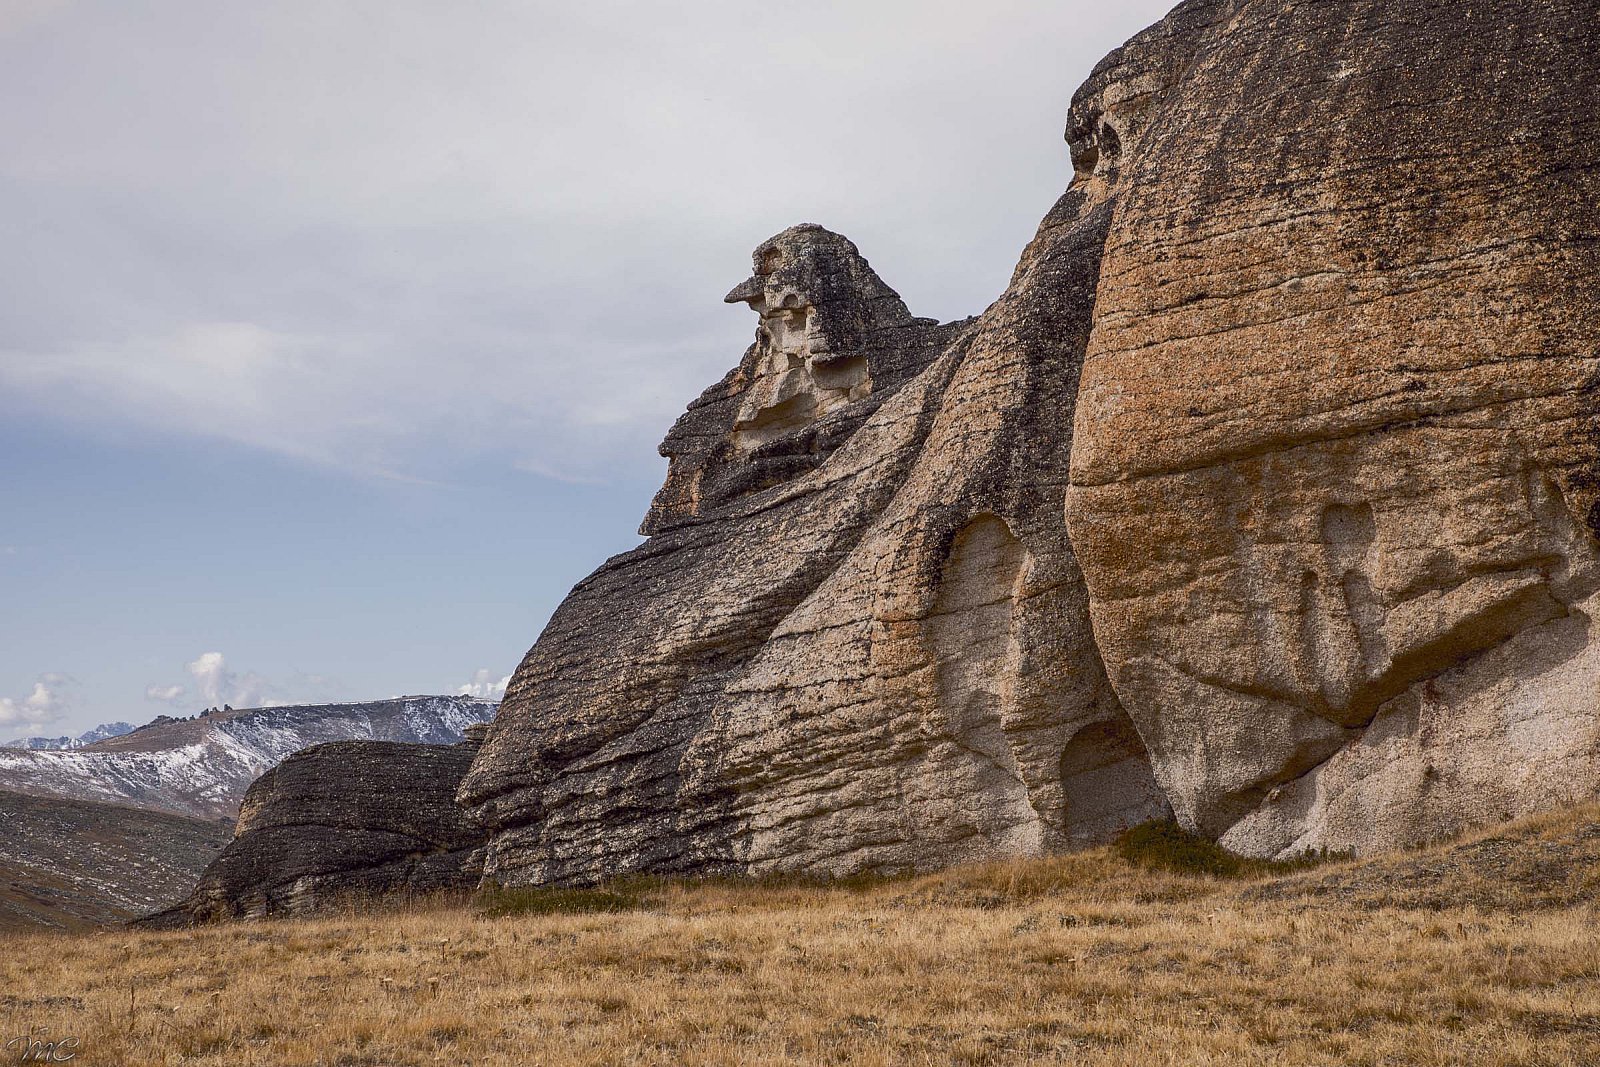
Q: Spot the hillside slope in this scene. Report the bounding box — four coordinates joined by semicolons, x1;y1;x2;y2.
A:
0;696;494;818
0;789;231;932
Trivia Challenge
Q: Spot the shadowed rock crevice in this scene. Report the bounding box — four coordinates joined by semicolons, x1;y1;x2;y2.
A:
925;514;1039;853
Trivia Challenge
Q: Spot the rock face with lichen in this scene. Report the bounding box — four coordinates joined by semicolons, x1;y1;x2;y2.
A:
459;0;1599;885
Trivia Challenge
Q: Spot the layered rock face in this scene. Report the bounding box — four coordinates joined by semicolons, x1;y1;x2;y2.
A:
460;211;1169;885
1064;0;1600;858
459;0;1599;886
146;740;485;924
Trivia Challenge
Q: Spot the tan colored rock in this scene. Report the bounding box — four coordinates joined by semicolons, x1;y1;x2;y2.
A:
1065;0;1600;854
461;202;1168;884
455;0;1599;887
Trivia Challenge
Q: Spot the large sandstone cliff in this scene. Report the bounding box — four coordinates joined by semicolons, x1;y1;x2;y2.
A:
455;0;1598;886
1063;0;1600;858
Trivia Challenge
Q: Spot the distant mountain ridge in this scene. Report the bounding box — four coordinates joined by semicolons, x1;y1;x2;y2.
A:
0;696;495;819
3;721;137;751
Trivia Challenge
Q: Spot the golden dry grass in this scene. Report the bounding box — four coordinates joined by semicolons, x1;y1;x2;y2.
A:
3;808;1599;1066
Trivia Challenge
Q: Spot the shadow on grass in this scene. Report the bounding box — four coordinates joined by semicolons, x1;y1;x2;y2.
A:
1115;819;1349;878
475;869;897;918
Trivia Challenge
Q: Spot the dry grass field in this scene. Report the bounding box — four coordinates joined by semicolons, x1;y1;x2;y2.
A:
3;807;1599;1066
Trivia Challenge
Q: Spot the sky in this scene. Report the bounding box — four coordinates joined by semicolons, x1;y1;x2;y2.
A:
0;0;1176;741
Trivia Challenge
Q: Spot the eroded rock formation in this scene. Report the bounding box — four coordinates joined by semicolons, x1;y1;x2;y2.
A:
455;0;1598;884
166;0;1597;910
1063;0;1600;858
145;740;485;924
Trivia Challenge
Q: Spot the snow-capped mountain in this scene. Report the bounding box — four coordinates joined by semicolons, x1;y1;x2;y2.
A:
3;721;137;751
0;696;496;819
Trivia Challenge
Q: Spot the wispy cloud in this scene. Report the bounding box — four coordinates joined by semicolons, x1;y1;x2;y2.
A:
0;672;77;738
144;652;347;711
457;668;510;701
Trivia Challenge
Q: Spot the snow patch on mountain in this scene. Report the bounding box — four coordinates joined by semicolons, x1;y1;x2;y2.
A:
0;696;495;818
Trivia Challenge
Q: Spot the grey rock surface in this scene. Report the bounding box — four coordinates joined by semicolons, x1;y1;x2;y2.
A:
144;739;485;925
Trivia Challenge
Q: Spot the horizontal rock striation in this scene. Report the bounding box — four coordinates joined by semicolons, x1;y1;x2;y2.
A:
1064;0;1600;857
458;65;1188;883
144;740;485;925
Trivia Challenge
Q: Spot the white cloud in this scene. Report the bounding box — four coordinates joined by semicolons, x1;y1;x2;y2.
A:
184;651;275;709
0;672;77;737
457;668;510;701
143;651;277;711
144;652;348;711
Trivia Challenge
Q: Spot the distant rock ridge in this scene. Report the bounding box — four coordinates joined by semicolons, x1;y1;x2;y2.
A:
3;721;135;751
0;695;495;819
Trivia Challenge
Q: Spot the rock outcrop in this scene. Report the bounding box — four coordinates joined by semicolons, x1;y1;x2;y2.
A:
144;740;485;924
457;120;1172;881
455;0;1599;885
73;0;1547;916
1062;0;1600;858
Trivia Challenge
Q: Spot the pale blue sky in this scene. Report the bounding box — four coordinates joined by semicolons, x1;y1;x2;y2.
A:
0;0;1175;740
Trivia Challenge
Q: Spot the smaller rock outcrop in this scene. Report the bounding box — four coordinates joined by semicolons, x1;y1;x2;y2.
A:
142;740;484;925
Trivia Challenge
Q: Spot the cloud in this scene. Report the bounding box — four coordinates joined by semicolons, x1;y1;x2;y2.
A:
144;651;277;711
0;672;77;737
144;652;349;711
184;651;275;709
457;669;510;701
0;1;1174;486
0;0;72;41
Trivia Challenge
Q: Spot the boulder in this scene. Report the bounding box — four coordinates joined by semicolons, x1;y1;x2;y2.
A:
144;740;484;924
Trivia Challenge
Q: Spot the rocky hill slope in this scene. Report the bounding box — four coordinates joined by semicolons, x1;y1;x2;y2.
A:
0;696;494;819
0;789;231;932
455;0;1598;888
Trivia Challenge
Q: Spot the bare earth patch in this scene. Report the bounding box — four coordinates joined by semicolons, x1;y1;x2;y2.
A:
3;805;1598;1066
